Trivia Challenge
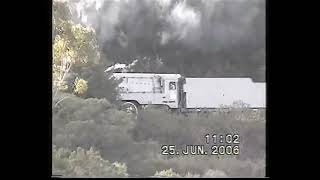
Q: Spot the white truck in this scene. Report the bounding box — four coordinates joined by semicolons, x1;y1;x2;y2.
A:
112;72;266;114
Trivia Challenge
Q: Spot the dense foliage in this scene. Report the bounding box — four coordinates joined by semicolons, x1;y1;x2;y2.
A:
53;0;117;99
53;91;265;177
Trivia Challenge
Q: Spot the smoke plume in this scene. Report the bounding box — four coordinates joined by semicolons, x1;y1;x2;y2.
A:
68;0;265;81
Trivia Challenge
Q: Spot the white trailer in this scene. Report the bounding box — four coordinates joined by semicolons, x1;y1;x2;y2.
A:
112;73;266;114
184;78;266;109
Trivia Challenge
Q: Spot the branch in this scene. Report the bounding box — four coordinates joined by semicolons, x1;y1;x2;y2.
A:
53;57;72;99
54;95;71;108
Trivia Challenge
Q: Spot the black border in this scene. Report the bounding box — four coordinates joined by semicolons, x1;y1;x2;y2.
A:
14;0;53;178
49;0;53;177
265;0;269;177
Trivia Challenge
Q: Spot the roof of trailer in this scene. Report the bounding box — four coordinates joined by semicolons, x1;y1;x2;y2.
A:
112;73;266;83
112;72;181;79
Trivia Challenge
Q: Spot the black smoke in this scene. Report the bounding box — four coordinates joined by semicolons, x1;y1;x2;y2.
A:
69;0;265;82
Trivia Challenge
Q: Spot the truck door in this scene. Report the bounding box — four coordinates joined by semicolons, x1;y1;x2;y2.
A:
168;81;177;102
161;80;178;108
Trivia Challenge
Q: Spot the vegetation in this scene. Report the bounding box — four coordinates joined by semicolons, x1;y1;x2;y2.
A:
53;91;265;177
52;146;128;177
53;0;117;99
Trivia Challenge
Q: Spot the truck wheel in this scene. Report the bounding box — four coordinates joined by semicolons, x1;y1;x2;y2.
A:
160;105;170;112
121;102;139;116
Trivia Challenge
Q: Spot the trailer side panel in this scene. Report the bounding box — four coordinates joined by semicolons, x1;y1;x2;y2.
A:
185;78;266;108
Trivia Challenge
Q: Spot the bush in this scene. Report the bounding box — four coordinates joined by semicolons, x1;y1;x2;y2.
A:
133;108;265;160
143;155;265;178
52;91;159;170
202;169;227;178
152;168;229;178
52;145;128;177
152;168;201;178
73;77;88;97
52;92;265;177
79;64;120;102
154;168;181;178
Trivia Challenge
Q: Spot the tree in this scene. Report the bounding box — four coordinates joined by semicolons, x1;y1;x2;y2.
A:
53;0;100;96
53;0;119;101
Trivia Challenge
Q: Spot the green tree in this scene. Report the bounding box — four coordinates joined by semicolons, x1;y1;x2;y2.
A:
53;0;100;95
52;0;119;101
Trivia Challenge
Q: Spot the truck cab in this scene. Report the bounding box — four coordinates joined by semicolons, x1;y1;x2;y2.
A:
112;73;182;109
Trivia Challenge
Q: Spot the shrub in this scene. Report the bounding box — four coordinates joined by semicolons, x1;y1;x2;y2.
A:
154;168;181;178
52;145;128;177
53;93;265;177
202;169;227;178
73;77;88;97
